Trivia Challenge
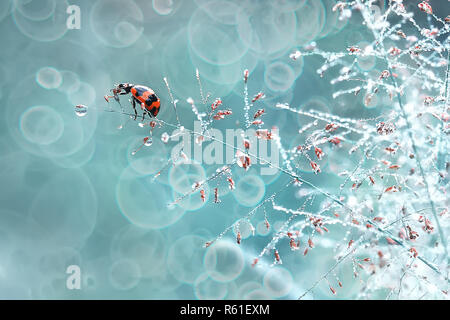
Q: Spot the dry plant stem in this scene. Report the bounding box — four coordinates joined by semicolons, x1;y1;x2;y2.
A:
163;77;181;127
388;62;448;266
298;250;354;300
106;106;447;282
438;50;450;169
207;179;295;247
298;218;447;300
357;0;448;264
297;1;450;298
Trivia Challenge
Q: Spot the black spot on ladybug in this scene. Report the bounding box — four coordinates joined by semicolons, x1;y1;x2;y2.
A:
146;94;157;106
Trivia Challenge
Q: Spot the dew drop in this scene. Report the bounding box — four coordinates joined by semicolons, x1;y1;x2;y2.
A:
74;105;88;117
144;139;153;147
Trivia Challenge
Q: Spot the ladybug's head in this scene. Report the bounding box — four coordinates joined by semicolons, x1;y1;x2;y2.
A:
112;83;134;95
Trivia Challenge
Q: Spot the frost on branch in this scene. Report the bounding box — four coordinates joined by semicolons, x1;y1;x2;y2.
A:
207;0;448;300
283;0;449;299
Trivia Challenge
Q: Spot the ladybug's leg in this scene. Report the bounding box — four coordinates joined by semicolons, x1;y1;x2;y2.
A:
142;110;153;121
131;97;138;121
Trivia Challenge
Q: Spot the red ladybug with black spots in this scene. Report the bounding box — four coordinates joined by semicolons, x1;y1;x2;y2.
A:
105;83;161;120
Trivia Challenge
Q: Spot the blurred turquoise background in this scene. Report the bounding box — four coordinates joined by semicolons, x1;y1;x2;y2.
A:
0;0;442;299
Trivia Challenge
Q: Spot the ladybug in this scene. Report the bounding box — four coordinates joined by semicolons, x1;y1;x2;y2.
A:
106;83;161;120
